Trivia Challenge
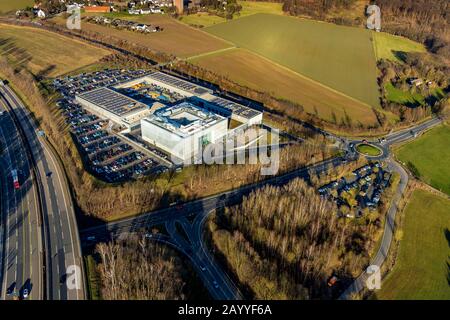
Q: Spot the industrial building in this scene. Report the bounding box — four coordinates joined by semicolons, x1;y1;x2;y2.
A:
74;71;263;162
141;102;227;161
75;87;153;131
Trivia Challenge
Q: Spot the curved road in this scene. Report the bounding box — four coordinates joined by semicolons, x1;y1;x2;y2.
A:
0;85;85;300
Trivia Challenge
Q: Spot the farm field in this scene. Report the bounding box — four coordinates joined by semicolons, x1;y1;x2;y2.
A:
0;0;33;13
395;124;450;195
205;13;380;108
373;31;426;62
179;1;283;27
0;24;111;77
190;48;380;124
374;190;450;300
53;14;232;58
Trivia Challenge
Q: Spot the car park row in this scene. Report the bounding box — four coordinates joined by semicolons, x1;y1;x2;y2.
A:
58;98;167;182
318;162;391;217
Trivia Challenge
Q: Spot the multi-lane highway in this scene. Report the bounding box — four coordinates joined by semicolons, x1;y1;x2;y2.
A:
0;84;85;300
0;94;43;300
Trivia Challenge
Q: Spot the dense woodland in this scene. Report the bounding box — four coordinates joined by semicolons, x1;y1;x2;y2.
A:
95;237;190;299
207;178;384;299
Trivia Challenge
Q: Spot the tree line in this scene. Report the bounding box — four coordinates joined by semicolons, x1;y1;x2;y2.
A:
95;236;188;300
207;178;384;299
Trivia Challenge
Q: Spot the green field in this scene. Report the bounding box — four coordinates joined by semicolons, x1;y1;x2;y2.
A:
385;82;445;107
191;48;381;124
205;13;380;108
180;1;283;27
374;190;450;300
356;143;382;156
395;124;450;195
0;24;111;77
0;0;33;13
373;31;426;62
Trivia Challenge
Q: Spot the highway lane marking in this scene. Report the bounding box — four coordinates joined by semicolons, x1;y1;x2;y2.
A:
42;139;80;300
0;91;42;299
0;123;15;299
6;86;79;300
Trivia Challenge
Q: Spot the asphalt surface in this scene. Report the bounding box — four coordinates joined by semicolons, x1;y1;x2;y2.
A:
81;116;442;300
0;85;85;300
81;155;344;299
339;117;442;299
0;70;441;300
0;95;43;300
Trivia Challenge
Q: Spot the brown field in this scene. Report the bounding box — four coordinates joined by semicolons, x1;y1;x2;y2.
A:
0;24;110;77
191;48;380;124
52;14;232;58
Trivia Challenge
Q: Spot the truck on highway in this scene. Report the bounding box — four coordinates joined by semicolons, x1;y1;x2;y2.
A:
11;169;20;190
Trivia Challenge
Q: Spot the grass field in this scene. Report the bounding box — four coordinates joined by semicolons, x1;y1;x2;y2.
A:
179;1;283;27
373;32;426;62
395;125;450;195
190;48;380;124
52;14;232;58
356;143;382;156
0;0;33;13
385;83;445;107
374;190;450;300
0;24;110;77
205;14;380;109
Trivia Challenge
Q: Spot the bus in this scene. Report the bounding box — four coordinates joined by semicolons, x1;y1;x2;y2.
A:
11;169;20;190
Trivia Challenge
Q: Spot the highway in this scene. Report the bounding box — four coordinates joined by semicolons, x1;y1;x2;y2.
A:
0;95;42;300
0;85;85;300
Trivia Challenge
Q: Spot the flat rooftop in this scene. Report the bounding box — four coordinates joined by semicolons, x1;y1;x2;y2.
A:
202;94;261;120
77;87;148;117
146;72;212;96
143;102;226;138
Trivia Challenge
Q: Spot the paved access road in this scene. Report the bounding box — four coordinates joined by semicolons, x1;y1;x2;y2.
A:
339;117;442;299
0;85;85;300
81;156;344;300
0;95;43;300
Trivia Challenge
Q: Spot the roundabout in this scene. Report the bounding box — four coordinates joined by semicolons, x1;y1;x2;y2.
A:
355;143;383;157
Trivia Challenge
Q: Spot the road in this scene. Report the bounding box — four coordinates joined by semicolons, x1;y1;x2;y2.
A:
0;85;85;300
339;117;442;299
81;115;441;300
0;96;43;300
81;155;344;299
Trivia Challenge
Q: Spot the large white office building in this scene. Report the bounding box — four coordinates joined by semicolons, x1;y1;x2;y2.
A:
141;102;228;162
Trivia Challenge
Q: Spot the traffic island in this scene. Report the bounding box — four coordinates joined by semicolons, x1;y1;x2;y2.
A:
356;143;383;157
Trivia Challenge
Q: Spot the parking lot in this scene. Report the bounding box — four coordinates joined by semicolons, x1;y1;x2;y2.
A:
53;69;149;99
57;98;167;183
318;162;391;217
